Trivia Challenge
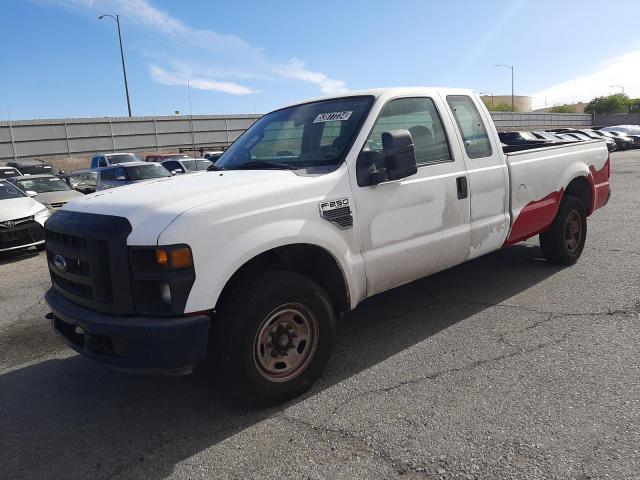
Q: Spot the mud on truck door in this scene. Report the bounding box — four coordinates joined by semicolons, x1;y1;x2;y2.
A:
352;95;472;297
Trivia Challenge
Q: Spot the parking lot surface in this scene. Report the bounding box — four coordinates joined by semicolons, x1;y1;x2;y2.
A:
1;150;639;480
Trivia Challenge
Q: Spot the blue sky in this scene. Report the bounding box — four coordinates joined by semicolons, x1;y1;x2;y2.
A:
2;0;640;119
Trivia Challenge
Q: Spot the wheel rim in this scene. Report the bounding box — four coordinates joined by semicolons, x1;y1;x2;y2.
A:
253;303;319;383
564;210;582;252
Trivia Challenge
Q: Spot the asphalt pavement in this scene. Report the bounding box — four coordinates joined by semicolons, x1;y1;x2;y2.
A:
1;150;639;479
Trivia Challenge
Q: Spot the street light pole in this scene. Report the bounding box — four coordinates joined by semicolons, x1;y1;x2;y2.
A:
480;91;494;109
494;64;514;111
99;13;132;117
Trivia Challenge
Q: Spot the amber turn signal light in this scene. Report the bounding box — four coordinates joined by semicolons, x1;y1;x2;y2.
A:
155;247;193;269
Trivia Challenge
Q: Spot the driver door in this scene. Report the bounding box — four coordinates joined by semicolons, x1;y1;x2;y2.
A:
351;96;471;296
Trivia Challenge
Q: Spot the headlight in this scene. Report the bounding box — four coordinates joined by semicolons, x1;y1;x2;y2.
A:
34;207;51;223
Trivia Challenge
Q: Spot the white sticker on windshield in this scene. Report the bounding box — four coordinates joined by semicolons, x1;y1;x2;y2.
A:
313;111;353;123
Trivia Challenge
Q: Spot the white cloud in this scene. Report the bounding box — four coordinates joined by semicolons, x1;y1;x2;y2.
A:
530;50;640;109
275;58;348;95
39;0;347;95
149;65;257;95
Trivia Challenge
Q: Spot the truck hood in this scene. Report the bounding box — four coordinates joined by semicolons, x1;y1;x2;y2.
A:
62;170;307;242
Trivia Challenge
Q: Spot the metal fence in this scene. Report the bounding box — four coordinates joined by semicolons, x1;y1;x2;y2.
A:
0;114;261;161
491;112;592;131
0;111;593;161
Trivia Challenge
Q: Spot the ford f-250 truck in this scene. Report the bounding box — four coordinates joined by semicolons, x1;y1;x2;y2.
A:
44;88;610;405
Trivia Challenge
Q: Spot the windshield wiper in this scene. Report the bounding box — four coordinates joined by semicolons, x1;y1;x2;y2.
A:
232;160;299;170
207;164;226;171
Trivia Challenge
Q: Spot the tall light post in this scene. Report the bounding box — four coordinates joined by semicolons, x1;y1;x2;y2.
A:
610;84;625;94
98;13;132;117
494;64;514;111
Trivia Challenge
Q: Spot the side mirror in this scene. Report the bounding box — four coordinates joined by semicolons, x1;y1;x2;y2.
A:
382;130;417;181
26;190;38;197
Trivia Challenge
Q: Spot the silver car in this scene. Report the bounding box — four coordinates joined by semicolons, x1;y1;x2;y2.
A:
7;174;84;210
96;161;172;191
160;158;212;175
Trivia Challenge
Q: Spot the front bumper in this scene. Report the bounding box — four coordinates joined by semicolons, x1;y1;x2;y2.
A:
45;288;210;375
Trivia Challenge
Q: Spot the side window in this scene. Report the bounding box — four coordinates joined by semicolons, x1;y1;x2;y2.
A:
163;161;177;171
446;95;492;158
98;157;107;167
365;97;452;165
100;168;115;180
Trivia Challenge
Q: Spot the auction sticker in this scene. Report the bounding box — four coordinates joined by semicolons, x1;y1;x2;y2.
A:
313;111;353;123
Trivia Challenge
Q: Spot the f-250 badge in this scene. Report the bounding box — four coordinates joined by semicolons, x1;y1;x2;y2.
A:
319;198;353;229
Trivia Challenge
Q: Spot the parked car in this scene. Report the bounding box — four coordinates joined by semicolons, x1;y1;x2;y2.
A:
61;169;98;194
43;87;611;406
590;130;634;150
572;130;617;152
0;180;50;252
144;153;192;163
0;166;22;179
7;174;84;210
6;159;55;175
603;130;640;148
498;131;551;146
96;161;172;190
89;152;144;170
530;131;576;143
601;125;640;135
160;158;212;174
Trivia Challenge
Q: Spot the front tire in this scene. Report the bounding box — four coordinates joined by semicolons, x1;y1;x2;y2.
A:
214;270;336;406
539;195;587;265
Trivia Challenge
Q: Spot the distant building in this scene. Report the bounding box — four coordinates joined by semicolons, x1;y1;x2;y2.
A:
480;95;532;112
532;102;588;114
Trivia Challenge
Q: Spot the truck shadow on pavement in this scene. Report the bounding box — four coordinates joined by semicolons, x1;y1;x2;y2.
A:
0;244;559;480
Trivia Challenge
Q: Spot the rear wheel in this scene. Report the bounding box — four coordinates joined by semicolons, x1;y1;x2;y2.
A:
213;270;336;406
539;195;587;265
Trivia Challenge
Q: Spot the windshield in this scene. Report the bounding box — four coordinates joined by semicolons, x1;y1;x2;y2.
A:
181;159;212;171
216;96;374;170
108;154;142;163
67;173;97;187
0;168;20;178
0;182;25;200
16;176;71;193
125;164;172;180
18;165;53;175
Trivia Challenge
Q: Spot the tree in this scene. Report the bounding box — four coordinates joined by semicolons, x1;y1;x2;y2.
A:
484;101;517;112
585;93;629;115
549;104;576;113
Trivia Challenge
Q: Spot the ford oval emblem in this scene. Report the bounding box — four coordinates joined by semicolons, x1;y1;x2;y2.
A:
53;254;67;272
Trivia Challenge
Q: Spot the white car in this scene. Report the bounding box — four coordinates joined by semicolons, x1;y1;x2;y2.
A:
44;87;610;406
0;181;50;252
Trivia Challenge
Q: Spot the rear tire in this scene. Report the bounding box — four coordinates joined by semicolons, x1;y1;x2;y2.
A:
539;195;587;265
213;270;336;407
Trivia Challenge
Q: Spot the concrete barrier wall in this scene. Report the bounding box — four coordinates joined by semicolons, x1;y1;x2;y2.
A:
0;111;593;161
594;113;640;127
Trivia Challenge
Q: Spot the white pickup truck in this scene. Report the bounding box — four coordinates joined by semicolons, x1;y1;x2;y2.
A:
44;88;610;405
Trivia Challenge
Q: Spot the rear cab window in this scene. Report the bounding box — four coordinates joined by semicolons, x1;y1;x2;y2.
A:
446;95;492;158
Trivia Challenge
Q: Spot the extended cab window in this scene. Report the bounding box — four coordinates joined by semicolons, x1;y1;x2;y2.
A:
101;168;116;180
446;95;492;158
365;97;452;165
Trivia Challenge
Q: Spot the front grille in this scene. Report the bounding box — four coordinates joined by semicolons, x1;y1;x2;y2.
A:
45;211;133;315
0;220;44;249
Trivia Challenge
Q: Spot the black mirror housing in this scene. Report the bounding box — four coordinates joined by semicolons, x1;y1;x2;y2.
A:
382;130;417;181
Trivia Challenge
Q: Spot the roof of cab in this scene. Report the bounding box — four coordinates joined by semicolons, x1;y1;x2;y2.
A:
280;87;477;110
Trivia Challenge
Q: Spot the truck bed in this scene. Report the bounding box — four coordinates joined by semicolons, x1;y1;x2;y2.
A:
504;139;610;245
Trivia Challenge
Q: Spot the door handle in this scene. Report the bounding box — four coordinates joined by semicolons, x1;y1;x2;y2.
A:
456;176;468;199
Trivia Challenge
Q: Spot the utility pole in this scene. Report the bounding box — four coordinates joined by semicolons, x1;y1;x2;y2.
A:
99;13;132;117
494;64;514;111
